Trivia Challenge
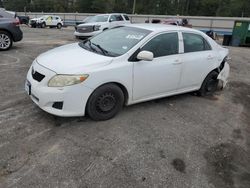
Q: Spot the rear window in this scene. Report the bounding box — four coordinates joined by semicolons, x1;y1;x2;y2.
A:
123;15;130;21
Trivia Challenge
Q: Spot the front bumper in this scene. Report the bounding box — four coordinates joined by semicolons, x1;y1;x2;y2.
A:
74;30;102;37
25;61;93;117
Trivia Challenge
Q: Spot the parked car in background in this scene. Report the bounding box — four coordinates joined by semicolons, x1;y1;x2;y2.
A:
17;15;30;25
0;9;23;50
148;18;192;28
74;13;131;38
0;8;16;18
30;15;63;29
26;24;230;121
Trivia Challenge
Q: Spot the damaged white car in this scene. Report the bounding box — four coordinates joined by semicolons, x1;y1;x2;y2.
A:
25;24;230;120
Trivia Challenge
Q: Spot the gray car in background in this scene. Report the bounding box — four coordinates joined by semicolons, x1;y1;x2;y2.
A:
0;8;23;50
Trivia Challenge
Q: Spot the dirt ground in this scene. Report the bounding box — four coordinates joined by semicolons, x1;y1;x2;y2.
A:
0;26;250;188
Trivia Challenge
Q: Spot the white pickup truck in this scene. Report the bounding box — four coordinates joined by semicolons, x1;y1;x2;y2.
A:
74;13;131;38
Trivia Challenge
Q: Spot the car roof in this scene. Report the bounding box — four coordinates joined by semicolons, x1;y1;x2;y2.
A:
0;8;16;18
128;23;200;33
96;13;126;16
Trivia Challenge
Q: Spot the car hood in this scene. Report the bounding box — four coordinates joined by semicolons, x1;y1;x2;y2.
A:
77;22;107;27
36;43;113;74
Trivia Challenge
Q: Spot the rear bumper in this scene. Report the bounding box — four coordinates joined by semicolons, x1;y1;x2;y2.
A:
12;27;23;42
218;62;230;88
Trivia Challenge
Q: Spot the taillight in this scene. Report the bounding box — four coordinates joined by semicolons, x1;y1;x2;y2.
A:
13;18;20;26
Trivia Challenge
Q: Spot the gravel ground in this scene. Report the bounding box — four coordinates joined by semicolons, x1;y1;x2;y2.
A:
0;26;250;188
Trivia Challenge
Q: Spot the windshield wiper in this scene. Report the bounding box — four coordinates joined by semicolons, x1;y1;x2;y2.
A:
92;43;108;56
80;40;116;57
85;39;97;52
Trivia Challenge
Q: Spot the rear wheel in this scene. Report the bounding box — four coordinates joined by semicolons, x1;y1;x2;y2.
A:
0;31;13;51
86;84;124;121
198;71;219;96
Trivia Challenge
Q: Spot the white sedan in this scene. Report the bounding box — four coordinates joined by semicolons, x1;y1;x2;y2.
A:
25;24;230;121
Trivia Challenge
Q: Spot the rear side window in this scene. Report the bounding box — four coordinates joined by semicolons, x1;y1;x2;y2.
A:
123;15;130;21
183;33;211;53
141;32;179;58
114;15;124;21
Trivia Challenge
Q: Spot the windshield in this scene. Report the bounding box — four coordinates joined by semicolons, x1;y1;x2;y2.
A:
82;16;93;23
79;26;151;57
87;15;109;23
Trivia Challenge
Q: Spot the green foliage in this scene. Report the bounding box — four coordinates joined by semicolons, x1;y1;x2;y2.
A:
2;0;250;17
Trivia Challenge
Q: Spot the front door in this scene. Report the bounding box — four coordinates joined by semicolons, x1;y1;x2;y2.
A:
133;32;182;100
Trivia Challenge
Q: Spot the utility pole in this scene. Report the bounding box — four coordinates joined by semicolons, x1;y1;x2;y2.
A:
132;0;136;14
0;0;4;8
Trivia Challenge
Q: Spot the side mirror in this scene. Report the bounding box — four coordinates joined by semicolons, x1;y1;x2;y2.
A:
137;51;154;61
109;19;114;22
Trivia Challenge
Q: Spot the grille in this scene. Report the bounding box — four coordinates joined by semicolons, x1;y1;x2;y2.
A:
32;68;45;82
77;26;93;33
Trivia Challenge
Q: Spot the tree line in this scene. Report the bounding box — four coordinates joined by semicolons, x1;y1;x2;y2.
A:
1;0;250;17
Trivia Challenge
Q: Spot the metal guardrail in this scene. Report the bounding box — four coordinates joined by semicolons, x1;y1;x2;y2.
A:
18;12;250;35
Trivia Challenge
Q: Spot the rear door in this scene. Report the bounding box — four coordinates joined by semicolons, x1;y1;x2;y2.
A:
178;32;215;90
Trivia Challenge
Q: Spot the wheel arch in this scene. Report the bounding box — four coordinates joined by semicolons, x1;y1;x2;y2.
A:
0;29;13;40
87;82;129;106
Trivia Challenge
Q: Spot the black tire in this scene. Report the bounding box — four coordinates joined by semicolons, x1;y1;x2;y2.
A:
198;71;219;96
57;23;62;29
103;28;108;31
0;31;13;51
86;84;124;121
41;22;46;28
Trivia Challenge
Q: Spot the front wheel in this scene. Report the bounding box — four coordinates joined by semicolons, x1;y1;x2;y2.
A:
41;22;46;28
57;23;62;29
86;84;124;121
0;31;13;51
198;71;219;96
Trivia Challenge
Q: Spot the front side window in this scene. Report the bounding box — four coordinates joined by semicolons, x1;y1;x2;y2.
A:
79;26;151;57
109;15;116;22
141;32;179;58
183;33;211;53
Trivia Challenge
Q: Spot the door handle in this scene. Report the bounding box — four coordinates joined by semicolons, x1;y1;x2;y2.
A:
172;59;182;65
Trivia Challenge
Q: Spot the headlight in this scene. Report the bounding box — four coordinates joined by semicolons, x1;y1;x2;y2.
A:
48;74;89;87
93;25;101;31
